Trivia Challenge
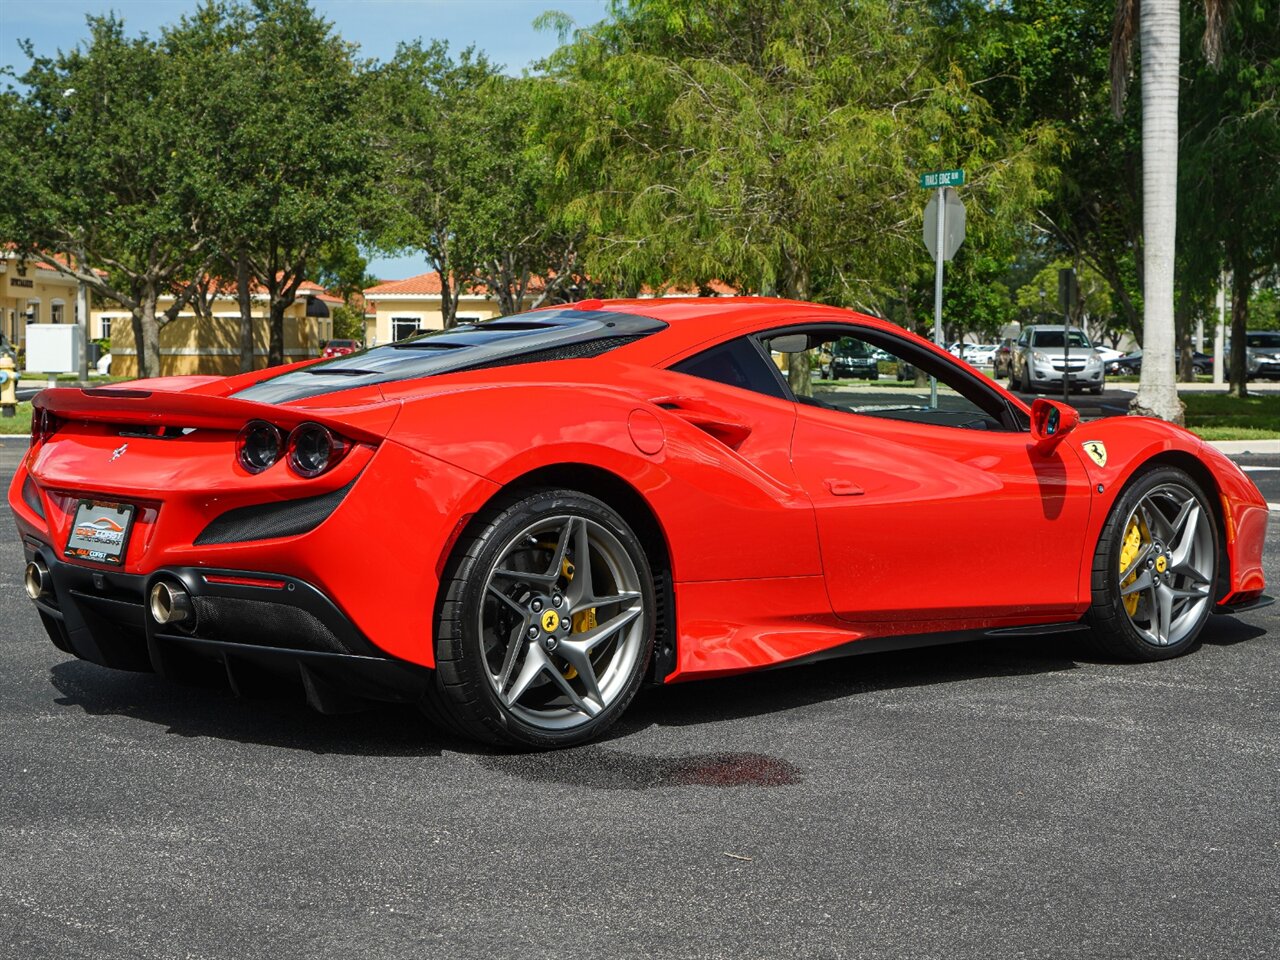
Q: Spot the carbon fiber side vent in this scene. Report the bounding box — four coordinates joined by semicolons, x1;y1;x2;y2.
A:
194;480;355;546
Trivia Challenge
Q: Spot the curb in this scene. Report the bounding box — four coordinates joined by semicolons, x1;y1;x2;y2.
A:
1205;439;1280;455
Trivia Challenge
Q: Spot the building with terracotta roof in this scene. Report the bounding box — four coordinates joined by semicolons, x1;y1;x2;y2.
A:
362;272;742;345
0;250;83;348
361;272;515;345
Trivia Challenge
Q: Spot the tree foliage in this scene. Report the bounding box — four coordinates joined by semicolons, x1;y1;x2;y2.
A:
0;16;213;377
539;0;1057;319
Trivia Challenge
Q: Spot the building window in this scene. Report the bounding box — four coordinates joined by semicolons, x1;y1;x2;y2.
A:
392;317;421;341
100;316;112;339
25;300;39;323
50;300;66;323
456;315;482;324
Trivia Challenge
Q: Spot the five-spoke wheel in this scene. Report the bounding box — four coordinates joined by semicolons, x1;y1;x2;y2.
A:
1088;467;1219;660
430;489;654;747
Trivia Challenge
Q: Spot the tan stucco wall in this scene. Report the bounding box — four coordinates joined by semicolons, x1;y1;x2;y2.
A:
107;299;332;378
366;296;505;345
1;266;79;345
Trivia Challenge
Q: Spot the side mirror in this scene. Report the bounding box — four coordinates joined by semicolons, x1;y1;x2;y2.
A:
770;334;810;354
1029;397;1078;453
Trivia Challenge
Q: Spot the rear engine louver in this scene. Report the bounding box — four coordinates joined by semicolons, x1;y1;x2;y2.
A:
458;336;638;372
194;481;355;545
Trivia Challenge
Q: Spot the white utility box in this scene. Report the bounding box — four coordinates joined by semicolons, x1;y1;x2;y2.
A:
26;323;84;374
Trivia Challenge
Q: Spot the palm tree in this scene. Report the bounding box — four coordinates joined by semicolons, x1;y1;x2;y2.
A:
1111;0;1230;423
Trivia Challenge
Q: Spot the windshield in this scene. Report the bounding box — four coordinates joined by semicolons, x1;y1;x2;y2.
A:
1246;334;1280;349
1031;330;1092;349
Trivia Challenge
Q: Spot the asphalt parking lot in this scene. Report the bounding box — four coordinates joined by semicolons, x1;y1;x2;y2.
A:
1;438;1276;960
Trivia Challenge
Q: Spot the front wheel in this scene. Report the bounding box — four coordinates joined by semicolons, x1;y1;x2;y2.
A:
1086;467;1218;660
429;489;655;747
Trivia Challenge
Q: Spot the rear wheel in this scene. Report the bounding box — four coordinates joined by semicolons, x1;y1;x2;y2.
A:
430;489;654;748
1086;467;1218;660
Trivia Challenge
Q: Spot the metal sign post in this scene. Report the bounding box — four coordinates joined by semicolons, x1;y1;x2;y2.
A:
1058;268;1079;405
921;171;966;409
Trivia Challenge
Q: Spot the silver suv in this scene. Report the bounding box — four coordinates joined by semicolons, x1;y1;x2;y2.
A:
1243;331;1280;380
1009;325;1104;395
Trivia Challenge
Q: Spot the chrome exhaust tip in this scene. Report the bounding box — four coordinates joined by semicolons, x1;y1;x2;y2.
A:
23;559;50;601
149;581;194;626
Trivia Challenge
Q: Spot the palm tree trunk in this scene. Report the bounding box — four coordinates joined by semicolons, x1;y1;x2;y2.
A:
1129;0;1185;424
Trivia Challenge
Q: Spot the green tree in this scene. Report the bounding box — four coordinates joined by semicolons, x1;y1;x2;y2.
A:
456;75;583;315
1015;261;1116;343
1178;0;1280;395
171;0;375;368
0;16;213;378
365;41;496;328
538;0;1057;393
1111;0;1233;421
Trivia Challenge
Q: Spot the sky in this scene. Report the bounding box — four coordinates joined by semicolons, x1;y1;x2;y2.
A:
0;0;611;279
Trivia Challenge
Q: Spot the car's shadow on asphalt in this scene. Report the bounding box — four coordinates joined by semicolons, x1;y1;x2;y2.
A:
611;614;1270;735
44;616;1269;773
47;659;446;757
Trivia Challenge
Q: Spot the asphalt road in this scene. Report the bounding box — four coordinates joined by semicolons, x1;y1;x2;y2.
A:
1;438;1277;960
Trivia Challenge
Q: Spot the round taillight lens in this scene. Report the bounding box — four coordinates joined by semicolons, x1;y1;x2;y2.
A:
31;408;59;445
286;422;347;478
237;420;284;474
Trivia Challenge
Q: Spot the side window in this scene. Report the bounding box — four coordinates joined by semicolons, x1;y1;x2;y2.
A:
670;336;788;400
762;327;1013;432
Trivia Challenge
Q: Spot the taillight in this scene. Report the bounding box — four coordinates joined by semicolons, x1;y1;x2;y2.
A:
286;422;349;478
30;408;60;446
236;420;285;474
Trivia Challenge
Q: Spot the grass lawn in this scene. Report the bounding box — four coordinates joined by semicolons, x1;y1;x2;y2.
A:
0;402;32;435
1181;393;1280;442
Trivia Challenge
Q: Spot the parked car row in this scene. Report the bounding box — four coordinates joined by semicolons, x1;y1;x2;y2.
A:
1106;349;1214;377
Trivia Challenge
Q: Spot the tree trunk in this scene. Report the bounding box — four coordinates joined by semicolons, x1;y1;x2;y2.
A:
1228;265;1250;398
237;255;255;373
268;299;286;367
780;262;812;397
134;289;162;379
1130;0;1184;424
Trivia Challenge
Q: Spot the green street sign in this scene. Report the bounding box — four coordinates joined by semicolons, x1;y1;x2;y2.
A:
919;169;965;189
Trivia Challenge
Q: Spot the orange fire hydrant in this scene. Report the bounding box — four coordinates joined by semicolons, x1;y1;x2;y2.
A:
0;354;17;418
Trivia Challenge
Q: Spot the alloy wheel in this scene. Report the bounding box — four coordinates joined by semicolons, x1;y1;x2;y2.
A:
1116;482;1215;647
479;514;646;730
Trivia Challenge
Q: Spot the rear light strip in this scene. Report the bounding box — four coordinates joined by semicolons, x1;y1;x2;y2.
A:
202;574;287;590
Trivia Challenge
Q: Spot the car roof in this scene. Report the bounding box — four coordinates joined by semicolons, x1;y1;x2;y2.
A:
577;297;905;360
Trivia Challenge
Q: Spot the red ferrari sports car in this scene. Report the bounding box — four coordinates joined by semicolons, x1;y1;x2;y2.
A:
10;299;1270;747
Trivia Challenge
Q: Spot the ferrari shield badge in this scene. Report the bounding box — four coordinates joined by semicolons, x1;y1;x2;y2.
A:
1082;441;1108;468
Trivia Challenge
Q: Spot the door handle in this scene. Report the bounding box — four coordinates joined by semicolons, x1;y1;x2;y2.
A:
825;478;864;497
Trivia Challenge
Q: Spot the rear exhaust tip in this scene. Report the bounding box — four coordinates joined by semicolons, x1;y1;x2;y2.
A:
149;581;194;626
23;559;50;601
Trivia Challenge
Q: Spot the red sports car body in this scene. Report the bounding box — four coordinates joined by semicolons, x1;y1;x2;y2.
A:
10;299;1270;746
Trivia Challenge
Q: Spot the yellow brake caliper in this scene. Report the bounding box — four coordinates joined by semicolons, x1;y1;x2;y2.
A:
1119;517;1144;616
558;557;596;680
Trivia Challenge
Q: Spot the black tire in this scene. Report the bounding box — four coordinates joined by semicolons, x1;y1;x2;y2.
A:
1085;466;1219;661
1089;385;1103;395
1019;365;1032;394
429;488;655;748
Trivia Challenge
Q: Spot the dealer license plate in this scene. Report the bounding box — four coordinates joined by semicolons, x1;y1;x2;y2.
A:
64;500;136;566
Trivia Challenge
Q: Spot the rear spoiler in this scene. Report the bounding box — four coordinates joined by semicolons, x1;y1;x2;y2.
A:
33;387;400;445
